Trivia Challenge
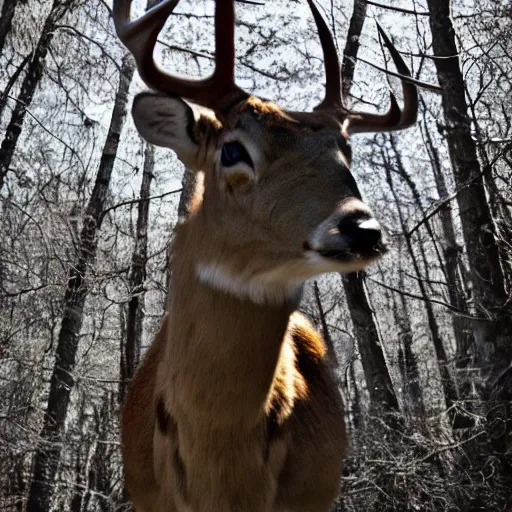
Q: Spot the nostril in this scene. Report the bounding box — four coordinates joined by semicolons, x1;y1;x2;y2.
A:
338;215;383;253
358;223;382;249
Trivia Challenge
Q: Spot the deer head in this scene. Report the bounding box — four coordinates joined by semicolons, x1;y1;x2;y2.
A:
113;0;418;304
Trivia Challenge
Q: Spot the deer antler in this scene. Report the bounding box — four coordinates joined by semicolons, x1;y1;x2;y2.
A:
307;0;418;133
113;0;248;111
307;0;343;109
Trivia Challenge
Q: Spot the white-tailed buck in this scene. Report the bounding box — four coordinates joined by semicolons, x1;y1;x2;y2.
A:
114;0;418;510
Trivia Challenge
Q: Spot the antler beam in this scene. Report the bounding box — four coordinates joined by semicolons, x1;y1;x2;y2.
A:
113;0;248;110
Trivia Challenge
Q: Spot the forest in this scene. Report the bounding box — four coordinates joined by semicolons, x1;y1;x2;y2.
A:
0;0;511;510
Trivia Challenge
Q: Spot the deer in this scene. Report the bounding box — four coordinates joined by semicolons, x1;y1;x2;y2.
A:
113;0;418;510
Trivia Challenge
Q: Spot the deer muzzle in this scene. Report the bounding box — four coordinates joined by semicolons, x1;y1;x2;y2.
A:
306;198;388;262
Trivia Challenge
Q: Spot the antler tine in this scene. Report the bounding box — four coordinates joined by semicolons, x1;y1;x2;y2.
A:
112;0;247;111
347;23;418;134
307;0;342;110
113;0;180;81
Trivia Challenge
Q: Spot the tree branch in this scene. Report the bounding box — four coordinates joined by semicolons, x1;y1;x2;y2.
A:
366;1;429;16
100;188;183;220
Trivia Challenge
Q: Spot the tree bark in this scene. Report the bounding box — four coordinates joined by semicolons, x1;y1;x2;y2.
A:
25;54;135;512
88;394;114;512
0;0;25;54
165;165;197;302
177;166;197;221
0;0;76;192
120;144;155;404
0;53;31;119
393;243;424;417
348;360;361;432
341;0;367;100
342;272;399;409
426;0;511;359
312;280;337;364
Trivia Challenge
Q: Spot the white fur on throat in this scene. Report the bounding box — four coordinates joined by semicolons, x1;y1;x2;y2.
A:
196;251;371;305
196;262;302;306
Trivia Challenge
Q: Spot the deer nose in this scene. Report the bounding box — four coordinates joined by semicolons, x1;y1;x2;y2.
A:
337;214;385;254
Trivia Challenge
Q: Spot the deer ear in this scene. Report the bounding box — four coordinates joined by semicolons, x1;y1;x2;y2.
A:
132;92;204;168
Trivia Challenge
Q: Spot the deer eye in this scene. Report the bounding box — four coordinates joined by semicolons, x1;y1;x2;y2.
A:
221;141;253;168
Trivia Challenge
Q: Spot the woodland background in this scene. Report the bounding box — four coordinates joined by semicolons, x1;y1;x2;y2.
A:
1;0;511;510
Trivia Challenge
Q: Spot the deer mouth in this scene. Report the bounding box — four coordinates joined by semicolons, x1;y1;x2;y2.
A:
315;242;388;262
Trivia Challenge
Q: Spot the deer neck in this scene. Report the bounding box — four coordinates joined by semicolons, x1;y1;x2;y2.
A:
161;212;301;431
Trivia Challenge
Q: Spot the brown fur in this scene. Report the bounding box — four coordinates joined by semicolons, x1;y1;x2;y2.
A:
122;303;346;511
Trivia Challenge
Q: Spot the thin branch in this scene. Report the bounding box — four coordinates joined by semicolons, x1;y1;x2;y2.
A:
367;277;479;317
0;54;31;115
5;95;87;175
366;0;429;16
1;283;54;299
407;142;512;237
100;187;183;220
394;50;460;60
354;56;443;93
157;41;286;82
54;25;122;73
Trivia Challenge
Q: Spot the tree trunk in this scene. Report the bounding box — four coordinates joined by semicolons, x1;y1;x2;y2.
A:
70;398;91;512
341;0;367;99
348;360;361;432
0;0;76;191
420;104;472;363
312;280;337;365
120;144;155;404
426;0;511;359
393;242;424;417
25;54;135;512
472;133;512;298
88;394;114;512
343;272;399;410
0;0;25;54
0;53;31;119
339;0;398;412
165;165;196;302
177;166;197;221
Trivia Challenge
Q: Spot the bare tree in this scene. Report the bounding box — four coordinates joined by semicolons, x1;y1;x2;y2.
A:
0;0;79;191
25;53;135;512
392;243;424;417
381;137;458;413
120;144;155;404
426;0;512;359
419;100;472;363
342;273;398;409
312;280;338;365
